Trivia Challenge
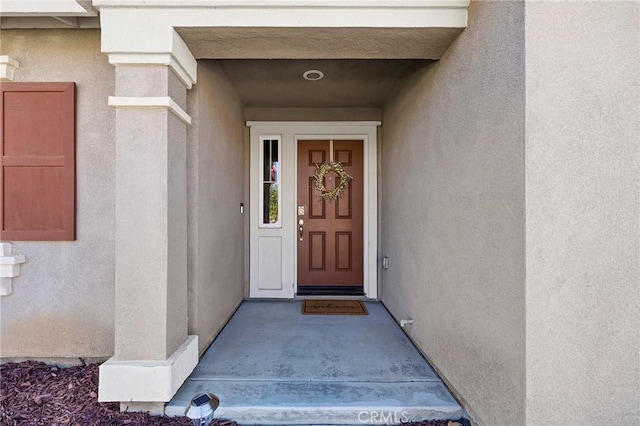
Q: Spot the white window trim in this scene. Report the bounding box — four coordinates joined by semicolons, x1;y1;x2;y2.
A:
258;135;283;229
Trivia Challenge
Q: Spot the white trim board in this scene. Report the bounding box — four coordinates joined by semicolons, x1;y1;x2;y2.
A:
108;96;192;124
94;0;468;7
247;121;382;127
0;0;98;16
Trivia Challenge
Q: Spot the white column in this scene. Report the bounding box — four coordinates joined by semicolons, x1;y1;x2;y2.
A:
98;40;199;412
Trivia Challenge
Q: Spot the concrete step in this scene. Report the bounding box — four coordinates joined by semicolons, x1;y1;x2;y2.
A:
165;378;463;425
165;302;465;425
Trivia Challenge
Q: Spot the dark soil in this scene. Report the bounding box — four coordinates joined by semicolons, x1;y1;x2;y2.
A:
0;361;470;426
0;361;235;426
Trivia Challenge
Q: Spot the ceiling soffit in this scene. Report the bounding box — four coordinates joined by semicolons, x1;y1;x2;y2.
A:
177;27;463;60
215;59;434;108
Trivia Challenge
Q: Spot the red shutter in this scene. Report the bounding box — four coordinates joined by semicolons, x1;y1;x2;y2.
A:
1;82;75;241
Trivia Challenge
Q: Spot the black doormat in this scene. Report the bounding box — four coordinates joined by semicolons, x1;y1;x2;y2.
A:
297;285;365;296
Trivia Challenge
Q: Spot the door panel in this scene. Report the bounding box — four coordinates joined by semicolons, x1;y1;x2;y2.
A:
297;140;364;288
257;237;283;290
309;232;326;270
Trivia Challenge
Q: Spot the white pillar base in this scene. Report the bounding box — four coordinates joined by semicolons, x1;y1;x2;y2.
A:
99;335;198;403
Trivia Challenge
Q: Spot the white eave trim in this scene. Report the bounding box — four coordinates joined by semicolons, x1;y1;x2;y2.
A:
0;0;98;16
93;0;468;8
108;96;192;125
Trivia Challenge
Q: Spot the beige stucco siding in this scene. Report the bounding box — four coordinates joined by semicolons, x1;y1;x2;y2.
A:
525;2;640;424
187;61;245;354
381;2;526;425
244;107;381;122
0;30;115;359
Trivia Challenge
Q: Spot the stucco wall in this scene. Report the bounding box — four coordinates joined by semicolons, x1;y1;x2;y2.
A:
244;107;381;122
187;61;245;354
380;2;526;425
525;2;640;424
0;30;115;359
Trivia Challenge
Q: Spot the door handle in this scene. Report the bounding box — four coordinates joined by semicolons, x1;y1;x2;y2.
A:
298;219;304;241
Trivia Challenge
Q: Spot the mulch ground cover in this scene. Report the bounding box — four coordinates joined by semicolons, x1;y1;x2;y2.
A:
1;361;471;426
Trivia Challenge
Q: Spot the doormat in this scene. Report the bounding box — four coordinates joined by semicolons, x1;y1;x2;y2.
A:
302;300;368;315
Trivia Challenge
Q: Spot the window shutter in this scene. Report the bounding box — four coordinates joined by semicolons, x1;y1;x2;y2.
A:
1;82;75;241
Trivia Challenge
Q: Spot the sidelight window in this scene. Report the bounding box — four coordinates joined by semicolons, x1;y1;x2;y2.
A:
260;137;281;227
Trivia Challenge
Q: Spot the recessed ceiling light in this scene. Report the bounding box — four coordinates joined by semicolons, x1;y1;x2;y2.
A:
303;70;324;81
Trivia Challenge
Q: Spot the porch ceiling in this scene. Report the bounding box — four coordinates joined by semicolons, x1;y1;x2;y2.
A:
216;59;433;108
176;27;463;60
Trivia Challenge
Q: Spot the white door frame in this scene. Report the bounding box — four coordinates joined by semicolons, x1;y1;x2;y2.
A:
248;121;380;299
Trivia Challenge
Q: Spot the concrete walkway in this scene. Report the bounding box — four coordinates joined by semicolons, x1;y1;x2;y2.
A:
166;301;463;425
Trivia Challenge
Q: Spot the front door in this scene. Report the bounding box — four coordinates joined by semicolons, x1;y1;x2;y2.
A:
297;140;364;294
249;122;378;299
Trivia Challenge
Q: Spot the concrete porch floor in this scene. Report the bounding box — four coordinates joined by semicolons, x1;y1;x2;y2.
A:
166;301;464;425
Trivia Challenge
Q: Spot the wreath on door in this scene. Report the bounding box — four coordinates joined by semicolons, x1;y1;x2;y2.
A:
313;161;353;201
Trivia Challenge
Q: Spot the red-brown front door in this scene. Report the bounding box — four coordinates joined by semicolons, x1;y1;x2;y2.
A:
297;140;364;289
